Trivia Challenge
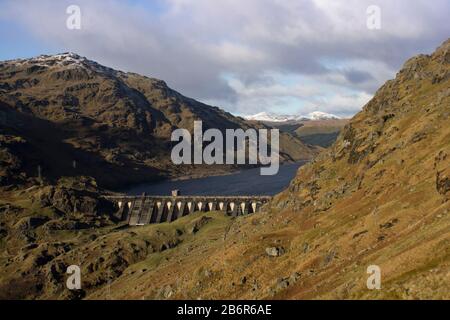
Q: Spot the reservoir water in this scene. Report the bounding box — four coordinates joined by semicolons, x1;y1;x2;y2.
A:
123;161;307;196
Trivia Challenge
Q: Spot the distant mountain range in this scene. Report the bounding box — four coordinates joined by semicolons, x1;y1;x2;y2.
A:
244;111;342;122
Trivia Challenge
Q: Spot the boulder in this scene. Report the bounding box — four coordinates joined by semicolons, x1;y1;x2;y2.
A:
265;246;285;257
437;169;450;196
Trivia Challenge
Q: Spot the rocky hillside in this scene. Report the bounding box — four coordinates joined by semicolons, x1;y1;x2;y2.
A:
0;53;317;189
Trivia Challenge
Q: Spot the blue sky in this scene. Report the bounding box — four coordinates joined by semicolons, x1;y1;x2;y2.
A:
1;0;449;117
0;20;56;60
0;0;169;61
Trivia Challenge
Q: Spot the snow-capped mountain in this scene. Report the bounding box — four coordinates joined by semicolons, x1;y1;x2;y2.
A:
7;52;120;77
307;111;341;120
244;111;341;122
244;112;308;122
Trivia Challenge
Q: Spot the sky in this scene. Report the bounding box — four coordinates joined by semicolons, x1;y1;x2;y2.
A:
0;0;449;118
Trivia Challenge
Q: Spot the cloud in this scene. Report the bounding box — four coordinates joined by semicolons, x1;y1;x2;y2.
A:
344;70;374;84
1;0;449;117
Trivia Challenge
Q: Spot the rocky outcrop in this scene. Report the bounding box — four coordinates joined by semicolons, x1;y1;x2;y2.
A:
33;183;115;216
265;246;285;257
0;135;28;186
437;169;450;196
14;216;50;231
435;150;450;197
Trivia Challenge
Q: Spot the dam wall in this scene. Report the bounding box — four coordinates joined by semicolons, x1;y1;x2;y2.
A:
107;194;272;226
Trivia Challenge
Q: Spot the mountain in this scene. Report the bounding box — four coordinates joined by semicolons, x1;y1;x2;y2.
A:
245;111;346;147
294;118;349;147
307;111;341;120
244;112;308;122
0;53;317;189
246;113;349;148
244;111;341;122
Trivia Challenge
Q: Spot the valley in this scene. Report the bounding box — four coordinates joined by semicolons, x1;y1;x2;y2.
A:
0;38;449;300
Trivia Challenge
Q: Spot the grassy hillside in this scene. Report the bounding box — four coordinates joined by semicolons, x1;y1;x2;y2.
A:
259;119;349;148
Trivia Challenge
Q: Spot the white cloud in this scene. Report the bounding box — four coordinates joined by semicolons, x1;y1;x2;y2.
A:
207;42;268;66
1;0;449;117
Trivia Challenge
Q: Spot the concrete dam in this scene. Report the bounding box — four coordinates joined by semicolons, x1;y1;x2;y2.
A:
108;192;272;226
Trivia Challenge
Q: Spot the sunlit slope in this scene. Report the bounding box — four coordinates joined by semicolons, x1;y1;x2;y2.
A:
85;39;450;300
